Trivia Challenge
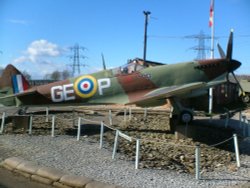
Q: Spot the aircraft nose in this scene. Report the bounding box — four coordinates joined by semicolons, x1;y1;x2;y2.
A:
228;59;241;72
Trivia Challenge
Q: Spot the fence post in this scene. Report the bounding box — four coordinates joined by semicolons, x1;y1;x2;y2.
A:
45;107;49;122
233;134;240;168
0;112;6;134
112;130;119;159
77;117;81;141
135;139;140;169
195;144;201;180
109;110;113;125
239;111;242;127
124;108;127;121
129;108;132;120
100;121;104;149
72;110;76;127
144;108;147;121
28;115;33;135
243;115;247;124
51;115;55;137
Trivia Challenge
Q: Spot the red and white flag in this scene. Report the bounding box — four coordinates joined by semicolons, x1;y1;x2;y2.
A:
209;0;214;27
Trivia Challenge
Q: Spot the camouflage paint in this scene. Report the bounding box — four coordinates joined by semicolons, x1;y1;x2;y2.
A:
0;57;241;107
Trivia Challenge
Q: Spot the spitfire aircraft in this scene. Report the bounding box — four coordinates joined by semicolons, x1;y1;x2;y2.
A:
0;31;242;124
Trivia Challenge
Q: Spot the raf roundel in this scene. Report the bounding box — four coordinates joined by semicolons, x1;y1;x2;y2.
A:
74;75;98;98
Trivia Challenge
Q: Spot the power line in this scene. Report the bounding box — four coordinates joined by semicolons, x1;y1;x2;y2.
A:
185;30;211;60
68;43;87;77
149;34;250;39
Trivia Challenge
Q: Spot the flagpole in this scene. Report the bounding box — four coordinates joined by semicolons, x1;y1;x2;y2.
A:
210;0;215;59
208;0;214;115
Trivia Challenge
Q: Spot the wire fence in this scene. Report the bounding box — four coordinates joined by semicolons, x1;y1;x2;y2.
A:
0;108;247;180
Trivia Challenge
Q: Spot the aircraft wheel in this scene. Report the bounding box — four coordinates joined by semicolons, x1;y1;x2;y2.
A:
180;110;193;124
242;94;250;103
18;107;27;115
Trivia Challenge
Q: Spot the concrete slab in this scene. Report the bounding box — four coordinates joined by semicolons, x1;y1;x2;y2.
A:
36;166;66;181
86;180;117;188
60;174;92;187
4;157;25;169
0;167;54;188
16;161;40;174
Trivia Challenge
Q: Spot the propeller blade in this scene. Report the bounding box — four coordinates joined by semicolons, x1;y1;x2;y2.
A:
101;53;106;70
217;43;226;59
226;29;233;60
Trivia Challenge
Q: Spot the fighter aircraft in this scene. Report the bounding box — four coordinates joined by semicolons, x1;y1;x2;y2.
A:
0;31;242;123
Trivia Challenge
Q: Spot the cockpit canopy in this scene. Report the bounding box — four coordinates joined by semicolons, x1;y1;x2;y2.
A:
112;58;165;76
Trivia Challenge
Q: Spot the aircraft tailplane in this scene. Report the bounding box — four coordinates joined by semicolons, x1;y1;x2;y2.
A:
0;64;30;95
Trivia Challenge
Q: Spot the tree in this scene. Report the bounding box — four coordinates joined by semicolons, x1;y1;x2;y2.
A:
43;73;52;80
50;71;61;80
62;70;70;79
0;67;3;76
22;71;32;81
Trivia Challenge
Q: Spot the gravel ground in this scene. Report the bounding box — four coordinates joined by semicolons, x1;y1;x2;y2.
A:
1;106;250;187
0;134;249;188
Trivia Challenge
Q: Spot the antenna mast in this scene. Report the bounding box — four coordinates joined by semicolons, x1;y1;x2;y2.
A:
143;11;151;62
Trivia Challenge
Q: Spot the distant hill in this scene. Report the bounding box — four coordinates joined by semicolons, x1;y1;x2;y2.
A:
228;74;250;83
236;75;250;81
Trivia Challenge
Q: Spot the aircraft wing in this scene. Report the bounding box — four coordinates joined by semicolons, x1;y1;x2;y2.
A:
128;82;207;106
0;88;50;106
205;79;227;88
14;88;52;105
129;79;227;107
0;89;9;95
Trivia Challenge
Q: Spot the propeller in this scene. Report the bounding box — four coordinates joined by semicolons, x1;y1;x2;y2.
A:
217;29;245;96
101;53;107;70
226;29;233;60
217;43;225;59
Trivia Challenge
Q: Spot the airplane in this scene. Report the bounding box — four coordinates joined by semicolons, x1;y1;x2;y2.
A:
0;30;242;124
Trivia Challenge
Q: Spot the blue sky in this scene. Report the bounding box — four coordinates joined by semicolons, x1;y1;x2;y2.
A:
0;0;249;79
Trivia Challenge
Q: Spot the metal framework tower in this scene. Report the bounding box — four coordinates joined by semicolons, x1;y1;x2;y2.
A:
185;31;211;60
69;43;87;77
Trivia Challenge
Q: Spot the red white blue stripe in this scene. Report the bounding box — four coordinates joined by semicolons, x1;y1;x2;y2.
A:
12;75;29;94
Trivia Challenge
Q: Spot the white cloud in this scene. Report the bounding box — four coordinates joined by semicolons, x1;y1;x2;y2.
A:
13;39;64;64
12;40;67;79
12;56;30;64
7;19;29;25
27;40;61;58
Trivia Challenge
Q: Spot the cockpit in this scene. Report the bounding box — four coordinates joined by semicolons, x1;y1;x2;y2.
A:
111;58;164;76
120;59;146;74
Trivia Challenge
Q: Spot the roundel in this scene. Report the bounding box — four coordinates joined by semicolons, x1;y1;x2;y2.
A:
74;75;97;98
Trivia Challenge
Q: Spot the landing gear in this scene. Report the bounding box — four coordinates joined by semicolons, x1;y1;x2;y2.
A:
241;94;250;103
169;98;194;125
17;107;28;115
180;110;193;124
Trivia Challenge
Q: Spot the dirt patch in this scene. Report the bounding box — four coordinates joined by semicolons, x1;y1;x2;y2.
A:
2;107;242;174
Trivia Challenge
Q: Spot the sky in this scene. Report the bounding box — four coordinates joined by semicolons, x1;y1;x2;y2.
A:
0;0;249;79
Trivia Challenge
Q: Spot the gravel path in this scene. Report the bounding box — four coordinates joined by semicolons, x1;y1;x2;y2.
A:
0;134;249;188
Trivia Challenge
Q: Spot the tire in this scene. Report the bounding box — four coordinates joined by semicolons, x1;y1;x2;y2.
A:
18;107;27;115
242;94;250;103
180;110;193;124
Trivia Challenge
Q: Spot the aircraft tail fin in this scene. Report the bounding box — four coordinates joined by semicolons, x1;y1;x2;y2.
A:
0;64;30;95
